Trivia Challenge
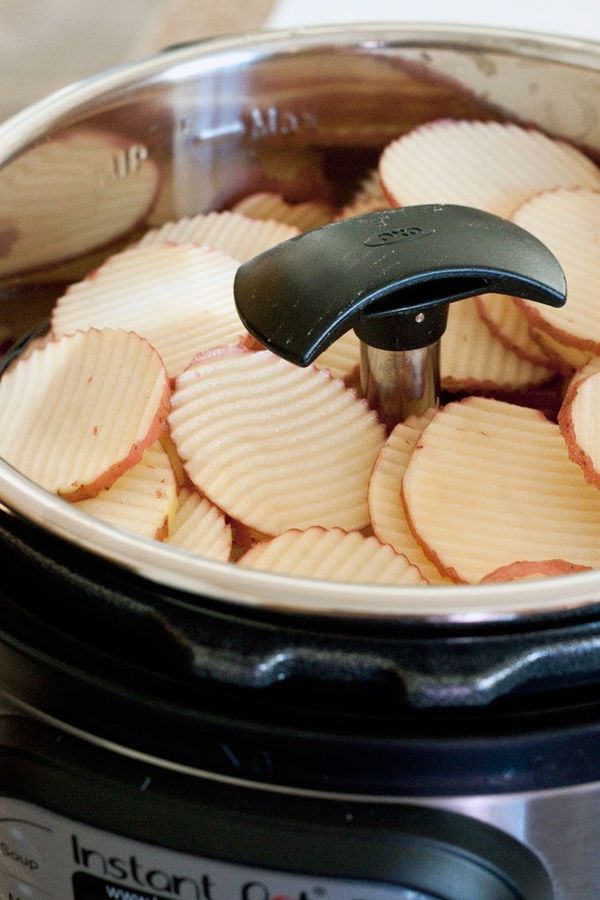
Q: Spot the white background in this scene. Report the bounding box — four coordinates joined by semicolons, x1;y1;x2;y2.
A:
268;0;600;40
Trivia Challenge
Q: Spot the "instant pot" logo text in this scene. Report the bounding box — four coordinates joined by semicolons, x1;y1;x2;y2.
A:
71;836;333;900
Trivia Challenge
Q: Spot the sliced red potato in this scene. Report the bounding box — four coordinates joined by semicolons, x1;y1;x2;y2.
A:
441;298;554;392
242;325;359;382
138;210;299;262
232;192;334;231
380;120;600;215
338;195;390;219
138;213;359;378
0;329;169;499
475;295;552;367
169;347;385;535
75;441;177;539
486;377;565;423
0;128;159;278
481;560;591;583
159;429;188;488
403;396;600;583
514;189;600;355
314;330;360;381
51;243;245;378
237;527;427;585
529;326;593;375
559;370;600;488
368;416;449;584
167;487;232;562
564;358;600;396
338;169;389;219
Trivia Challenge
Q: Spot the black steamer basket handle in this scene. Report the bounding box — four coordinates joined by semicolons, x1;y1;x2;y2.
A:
234;204;566;429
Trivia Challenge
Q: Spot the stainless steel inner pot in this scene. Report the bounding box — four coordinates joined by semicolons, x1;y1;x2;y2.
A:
2;23;600;621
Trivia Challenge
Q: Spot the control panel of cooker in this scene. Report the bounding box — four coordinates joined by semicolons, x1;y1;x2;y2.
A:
0;796;552;900
0;798;431;900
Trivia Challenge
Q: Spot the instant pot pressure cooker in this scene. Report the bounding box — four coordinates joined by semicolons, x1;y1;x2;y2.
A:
4;23;600;900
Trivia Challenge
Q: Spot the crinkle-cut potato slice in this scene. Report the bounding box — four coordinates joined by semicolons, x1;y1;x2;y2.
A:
529;326;593;374
75;441;177;540
441;298;554;392
169;347;385;536
243;325;359;382
167;487;232;562
138;210;299;262
565;358;600;396
559;371;600;488
379;119;600;215
337;195;390;220
403;396;600;583
368;416;449;584
338;169;390;219
314;330;360;381
481;560;591;583
339;169;389;219
0;329;169;500
0;127;159;278
232;192;334;231
237;527;427;585
514;189;600;353
349;168;387;205
475;295;551;367
51;244;245;378
159;429;188;488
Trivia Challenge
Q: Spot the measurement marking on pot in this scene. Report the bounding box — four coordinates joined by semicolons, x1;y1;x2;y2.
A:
112;144;149;179
243;106;317;140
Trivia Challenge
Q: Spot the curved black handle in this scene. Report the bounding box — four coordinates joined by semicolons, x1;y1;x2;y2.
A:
234;204;566;358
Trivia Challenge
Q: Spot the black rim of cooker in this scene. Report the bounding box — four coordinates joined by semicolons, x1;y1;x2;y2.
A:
3;509;600;798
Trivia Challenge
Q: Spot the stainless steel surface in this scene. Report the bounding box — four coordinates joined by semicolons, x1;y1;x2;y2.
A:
1;696;595;900
2;24;600;620
360;341;440;429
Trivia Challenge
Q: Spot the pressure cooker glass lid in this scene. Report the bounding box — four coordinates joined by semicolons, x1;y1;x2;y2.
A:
2;24;600;621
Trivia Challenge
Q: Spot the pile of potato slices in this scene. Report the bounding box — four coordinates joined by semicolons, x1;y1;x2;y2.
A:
3;118;600;587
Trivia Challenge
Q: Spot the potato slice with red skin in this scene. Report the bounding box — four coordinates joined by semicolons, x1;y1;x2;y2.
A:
159;429;189;489
0;127;159;278
0;329;169;500
240;332;360;388
529;326;593;375
442;298;554;393
232;192;335;231
368;415;449;584
52;243;245;378
515;188;600;354
75;441;177;540
481;560;591;583
403;397;600;583
559;370;600;488
356;169;386;202
237;527;427;585
169;347;385;536
339;169;388;220
138;210;298;262
337;195;389;220
167;487;232;562
380;119;600;215
564;358;600;397
475;295;552;367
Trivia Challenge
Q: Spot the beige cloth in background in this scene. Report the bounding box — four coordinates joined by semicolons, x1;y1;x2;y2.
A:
0;0;275;123
132;0;276;58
